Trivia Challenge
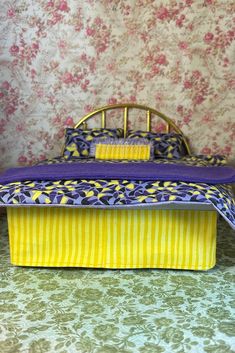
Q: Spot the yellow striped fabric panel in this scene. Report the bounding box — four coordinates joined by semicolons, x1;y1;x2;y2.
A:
95;144;151;160
7;207;217;270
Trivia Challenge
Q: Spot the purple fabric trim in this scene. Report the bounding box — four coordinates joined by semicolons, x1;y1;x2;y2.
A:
0;162;235;185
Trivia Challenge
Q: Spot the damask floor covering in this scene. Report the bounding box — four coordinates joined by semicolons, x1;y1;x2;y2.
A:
0;213;234;353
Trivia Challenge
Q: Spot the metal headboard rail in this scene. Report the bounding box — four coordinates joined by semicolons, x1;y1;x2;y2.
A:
62;103;191;155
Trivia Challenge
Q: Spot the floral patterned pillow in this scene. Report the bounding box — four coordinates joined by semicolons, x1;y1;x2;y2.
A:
127;131;187;159
63;128;123;160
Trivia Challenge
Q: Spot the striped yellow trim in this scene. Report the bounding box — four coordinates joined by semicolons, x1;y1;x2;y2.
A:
7;207;217;270
95;144;151;160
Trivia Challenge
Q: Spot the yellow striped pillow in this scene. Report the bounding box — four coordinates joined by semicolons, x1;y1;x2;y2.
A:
93;139;152;160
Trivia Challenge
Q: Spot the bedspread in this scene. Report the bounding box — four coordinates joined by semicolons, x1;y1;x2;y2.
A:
0;156;234;229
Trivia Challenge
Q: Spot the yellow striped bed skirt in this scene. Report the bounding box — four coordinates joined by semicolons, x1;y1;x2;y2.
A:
7;207;217;270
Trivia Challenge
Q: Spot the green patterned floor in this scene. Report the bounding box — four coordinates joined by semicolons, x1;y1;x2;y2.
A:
0;214;235;353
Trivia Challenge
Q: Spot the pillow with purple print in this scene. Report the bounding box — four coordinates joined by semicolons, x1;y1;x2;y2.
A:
127;131;187;159
63;128;123;160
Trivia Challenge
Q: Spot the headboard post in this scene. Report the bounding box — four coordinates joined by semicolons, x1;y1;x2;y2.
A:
146;110;151;132
101;111;106;128
123;107;128;138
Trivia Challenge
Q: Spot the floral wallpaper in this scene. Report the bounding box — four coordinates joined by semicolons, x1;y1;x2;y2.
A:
0;0;234;168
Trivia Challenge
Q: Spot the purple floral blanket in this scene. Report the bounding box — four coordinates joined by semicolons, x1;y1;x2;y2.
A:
0;161;235;185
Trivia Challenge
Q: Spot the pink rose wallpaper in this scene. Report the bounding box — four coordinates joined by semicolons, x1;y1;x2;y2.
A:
0;0;234;167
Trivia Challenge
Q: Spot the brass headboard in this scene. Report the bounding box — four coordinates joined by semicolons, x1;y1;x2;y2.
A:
65;103;190;154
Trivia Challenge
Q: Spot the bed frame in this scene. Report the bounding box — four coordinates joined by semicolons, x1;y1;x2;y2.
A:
7;104;217;270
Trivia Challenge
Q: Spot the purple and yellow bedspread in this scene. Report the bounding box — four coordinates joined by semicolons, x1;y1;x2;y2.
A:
0;156;234;229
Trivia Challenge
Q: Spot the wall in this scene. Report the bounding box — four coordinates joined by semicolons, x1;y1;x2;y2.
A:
0;0;234;168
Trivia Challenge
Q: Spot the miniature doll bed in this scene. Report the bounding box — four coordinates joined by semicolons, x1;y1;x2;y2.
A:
0;104;235;270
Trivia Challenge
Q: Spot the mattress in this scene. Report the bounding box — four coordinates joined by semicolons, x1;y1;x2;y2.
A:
0;157;234;229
